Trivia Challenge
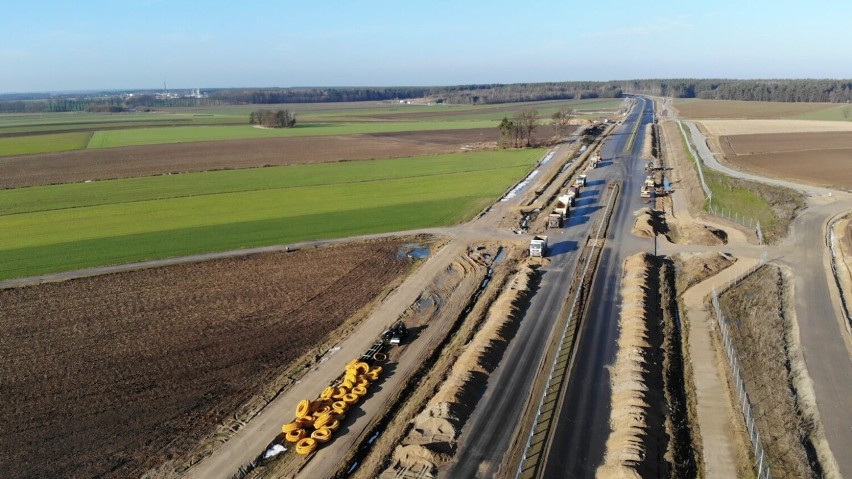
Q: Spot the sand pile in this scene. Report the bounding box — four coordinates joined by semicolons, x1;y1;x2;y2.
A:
597;253;656;478
642;124;656;160
631;208;668;238
380;265;535;478
667;218;727;245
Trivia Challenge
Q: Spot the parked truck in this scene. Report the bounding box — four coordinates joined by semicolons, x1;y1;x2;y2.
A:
554;194;572;216
568;185;580;203
529;235;548;257
590;154;601;168
547;212;563;228
575;174;587;187
640;175;656;198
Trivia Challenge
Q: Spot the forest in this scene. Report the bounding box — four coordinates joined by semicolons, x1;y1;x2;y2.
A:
2;79;852;112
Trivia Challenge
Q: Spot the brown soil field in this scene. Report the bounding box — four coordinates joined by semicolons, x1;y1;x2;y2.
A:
674;100;835;119
0;240;412;479
0;128;499;189
719;132;852;188
697;119;852;137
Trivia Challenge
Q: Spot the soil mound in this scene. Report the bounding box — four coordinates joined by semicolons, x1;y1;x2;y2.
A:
380;264;535;477
597;253;659;478
631;207;668;238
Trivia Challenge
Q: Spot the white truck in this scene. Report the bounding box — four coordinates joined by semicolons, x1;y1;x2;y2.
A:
575;174;587;187
529;235;548;257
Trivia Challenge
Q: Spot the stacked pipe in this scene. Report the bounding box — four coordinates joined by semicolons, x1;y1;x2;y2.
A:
282;359;384;455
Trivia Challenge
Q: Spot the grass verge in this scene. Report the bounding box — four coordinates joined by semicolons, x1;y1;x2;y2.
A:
678;127;803;243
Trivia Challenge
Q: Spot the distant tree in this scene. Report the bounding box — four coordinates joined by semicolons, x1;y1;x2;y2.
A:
498;116;521;148
514;109;539;147
551;108;573;137
250;108;296;128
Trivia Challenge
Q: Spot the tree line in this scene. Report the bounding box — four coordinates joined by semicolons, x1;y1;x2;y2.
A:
249;109;296;128
4;79;852;113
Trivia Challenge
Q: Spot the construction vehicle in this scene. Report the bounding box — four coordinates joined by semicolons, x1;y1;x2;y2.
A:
568;185;580;202
381;321;409;346
640;175;656;198
575;174;587;187
547;212;563;228
554;194;571;216
590;154;601;168
529;235;548;257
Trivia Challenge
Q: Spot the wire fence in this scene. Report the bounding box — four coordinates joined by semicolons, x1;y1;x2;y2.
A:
711;254;772;479
677;120;763;245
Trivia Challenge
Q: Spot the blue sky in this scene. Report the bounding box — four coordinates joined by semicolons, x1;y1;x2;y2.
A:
1;0;850;93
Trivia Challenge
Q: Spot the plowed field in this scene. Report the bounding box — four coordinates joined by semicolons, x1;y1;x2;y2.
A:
719;131;852;188
0;128;498;189
0;239;411;479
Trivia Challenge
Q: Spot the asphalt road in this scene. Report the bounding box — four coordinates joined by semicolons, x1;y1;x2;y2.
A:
443;140;613;478
445;99;652;478
538;97;655;478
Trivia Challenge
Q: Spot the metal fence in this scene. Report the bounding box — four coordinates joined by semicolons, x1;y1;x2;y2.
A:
711;255;772;479
677;120;763;245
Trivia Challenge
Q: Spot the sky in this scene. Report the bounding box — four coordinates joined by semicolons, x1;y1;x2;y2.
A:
1;0;851;93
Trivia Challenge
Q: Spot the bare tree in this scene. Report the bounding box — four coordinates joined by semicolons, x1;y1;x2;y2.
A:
551;107;573;137
514;109;539;147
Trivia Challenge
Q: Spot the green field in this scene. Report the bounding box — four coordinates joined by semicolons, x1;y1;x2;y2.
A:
0;132;92;156
0;98;624;156
86;120;497;148
0;150;542;279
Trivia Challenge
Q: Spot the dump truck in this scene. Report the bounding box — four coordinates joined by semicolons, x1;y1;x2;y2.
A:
554;194;572;217
575;174;587;187
568;185;580;203
590;154;601;168
547;212;563;228
529;235;548;257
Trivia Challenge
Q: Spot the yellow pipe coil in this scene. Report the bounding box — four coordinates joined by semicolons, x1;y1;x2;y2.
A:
295;399;311;417
320;386;335;399
343;393;359;405
327;418;341;431
370;366;383;376
354;362;370;374
332;400;348;414
296;415;314;427
313;405;332;417
372;352;387;362
282;422;301;433
285;428;306;443
314;412;335;428
311;427;332;443
295;437;318;455
352;386;368;397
